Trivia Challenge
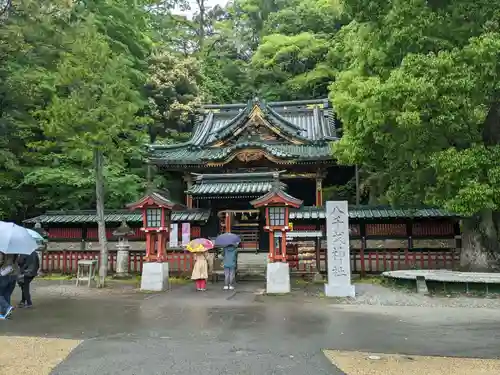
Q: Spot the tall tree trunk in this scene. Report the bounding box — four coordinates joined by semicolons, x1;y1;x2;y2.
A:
146;163;153;193
196;0;206;50
460;99;500;270
460;211;500;271
94;148;108;287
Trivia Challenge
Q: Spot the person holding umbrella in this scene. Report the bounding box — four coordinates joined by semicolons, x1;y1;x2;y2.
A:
0;253;17;319
186;238;214;291
0;221;39;319
17;250;40;308
214;233;240;290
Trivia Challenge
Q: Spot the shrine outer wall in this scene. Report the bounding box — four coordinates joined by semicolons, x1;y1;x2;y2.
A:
35;216;461;277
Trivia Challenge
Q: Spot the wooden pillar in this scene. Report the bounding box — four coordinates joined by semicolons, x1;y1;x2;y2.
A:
224;212;232;233
360;222;367;277
145;232;153;261
453;220;461;269
184;174;194;208
315;172;323;207
280;231;287;260
81;225;88;251
405;220;413;267
315;236;321;274
268;231;274;261
156;232;165;262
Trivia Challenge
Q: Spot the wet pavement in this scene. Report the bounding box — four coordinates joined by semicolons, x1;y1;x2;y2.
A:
1;281;500;375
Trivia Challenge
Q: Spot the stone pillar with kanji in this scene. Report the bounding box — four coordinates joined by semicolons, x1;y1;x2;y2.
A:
250;179;303;294
127;191;184;291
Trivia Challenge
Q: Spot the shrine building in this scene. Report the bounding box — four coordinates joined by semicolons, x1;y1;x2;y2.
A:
148;98;340;251
25;98;461;276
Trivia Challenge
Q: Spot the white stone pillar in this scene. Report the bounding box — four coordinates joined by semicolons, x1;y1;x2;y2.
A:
324;201;355;297
266;262;291;294
266;232;290;294
141;262;170;291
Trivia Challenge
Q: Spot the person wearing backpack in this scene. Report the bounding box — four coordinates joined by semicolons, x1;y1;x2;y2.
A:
17;251;39;308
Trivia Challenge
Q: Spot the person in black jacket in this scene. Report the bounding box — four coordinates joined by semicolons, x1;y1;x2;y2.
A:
17;252;39;308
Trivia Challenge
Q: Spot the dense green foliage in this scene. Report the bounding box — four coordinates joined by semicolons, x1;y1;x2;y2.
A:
2;0;500;267
331;0;500;268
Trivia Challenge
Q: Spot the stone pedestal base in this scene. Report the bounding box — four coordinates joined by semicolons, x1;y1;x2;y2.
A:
324;283;355;298
141;262;169;292
115;249;130;279
313;272;324;283
266;262;290;294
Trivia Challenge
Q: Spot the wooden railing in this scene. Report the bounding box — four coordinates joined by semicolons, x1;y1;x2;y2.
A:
41;250;193;276
40;247;459;276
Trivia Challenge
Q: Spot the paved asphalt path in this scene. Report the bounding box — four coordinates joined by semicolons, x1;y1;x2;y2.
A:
1;282;500;375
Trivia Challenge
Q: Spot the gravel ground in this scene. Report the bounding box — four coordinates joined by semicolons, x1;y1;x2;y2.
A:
289;282;500;308
323;350;500;375
31;279;500;309
0;336;81;375
31;280;139;299
345;284;500;308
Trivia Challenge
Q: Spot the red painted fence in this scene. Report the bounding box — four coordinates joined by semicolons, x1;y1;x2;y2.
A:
47;226;202;241
286;248;458;275
40;248;458;276
41;250;194;275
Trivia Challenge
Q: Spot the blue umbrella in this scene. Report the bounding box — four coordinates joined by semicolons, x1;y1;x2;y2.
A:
214;232;241;248
0;221;39;255
26;228;46;243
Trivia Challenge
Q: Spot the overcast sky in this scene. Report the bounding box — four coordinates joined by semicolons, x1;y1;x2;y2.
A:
176;0;229;18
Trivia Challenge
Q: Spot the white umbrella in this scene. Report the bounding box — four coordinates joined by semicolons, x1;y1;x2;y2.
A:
26;228;46;243
0;221;39;255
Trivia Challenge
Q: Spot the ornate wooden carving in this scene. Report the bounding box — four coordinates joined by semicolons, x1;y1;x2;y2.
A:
234;122;280;142
235;150;266;162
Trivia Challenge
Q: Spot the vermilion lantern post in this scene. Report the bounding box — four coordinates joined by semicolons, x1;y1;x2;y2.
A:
127;192;183;262
250;184;303;263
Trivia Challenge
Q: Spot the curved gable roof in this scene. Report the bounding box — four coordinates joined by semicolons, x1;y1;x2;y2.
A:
159;98;338;149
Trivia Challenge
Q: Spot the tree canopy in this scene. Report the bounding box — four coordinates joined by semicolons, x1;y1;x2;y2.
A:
330;0;500;268
1;0;500;268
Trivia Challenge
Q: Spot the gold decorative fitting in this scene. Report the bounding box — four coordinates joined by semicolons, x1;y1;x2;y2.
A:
207;148;295;166
215;104;306;147
236;150;266;162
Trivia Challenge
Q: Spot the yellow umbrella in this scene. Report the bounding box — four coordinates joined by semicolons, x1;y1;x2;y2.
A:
185;238;214;253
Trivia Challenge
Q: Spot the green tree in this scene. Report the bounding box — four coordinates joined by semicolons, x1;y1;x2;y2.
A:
252;32;334;100
331;0;500;270
33;18;148;284
0;0;75;221
249;0;347;100
145;50;203;140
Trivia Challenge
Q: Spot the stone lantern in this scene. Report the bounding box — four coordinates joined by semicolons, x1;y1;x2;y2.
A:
127;191;183;291
113;221;134;278
250;177;303;294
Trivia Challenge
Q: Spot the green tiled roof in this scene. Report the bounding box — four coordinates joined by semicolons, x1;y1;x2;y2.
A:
187;171;286;196
289;206;458;220
149;142;333;165
24;206;456;225
148;98;338;166
24;209;211;225
193;98;337;146
250;185;303;208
